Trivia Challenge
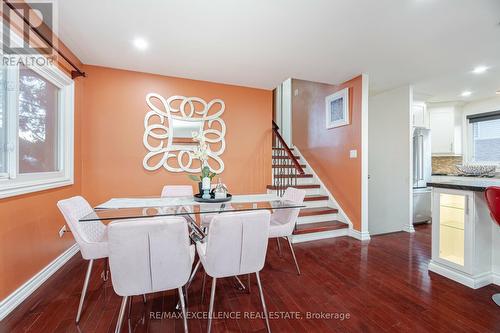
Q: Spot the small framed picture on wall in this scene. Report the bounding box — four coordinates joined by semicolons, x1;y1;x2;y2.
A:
325;88;349;129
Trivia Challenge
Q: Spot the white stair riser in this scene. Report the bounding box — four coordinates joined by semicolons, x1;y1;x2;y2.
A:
297;178;317;186
291;228;348;243
298;213;338;224
304;187;321;195
268;188;321;196
303;199;329;208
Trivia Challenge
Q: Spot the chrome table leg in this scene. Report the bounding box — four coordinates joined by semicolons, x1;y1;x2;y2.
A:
201;272;207;303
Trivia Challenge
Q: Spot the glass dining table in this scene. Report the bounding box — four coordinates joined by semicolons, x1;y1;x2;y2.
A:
80;194;305;242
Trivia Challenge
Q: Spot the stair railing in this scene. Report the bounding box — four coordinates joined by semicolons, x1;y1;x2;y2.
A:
272;121;305;196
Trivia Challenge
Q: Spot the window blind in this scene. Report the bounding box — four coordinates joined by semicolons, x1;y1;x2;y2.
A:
467;110;500;123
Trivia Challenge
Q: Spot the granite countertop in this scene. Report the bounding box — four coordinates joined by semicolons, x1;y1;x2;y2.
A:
428;176;500;192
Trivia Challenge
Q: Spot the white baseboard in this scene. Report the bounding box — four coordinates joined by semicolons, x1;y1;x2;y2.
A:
403;224;416;233
348;228;371;241
428;261;497;289
493;273;500;286
0;243;79;321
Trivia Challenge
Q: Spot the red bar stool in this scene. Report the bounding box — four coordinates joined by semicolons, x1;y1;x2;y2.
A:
485;186;500;306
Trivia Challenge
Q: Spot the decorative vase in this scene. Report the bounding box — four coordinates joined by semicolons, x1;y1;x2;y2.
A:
214;178;228;199
202;177;211;199
198;182;203;195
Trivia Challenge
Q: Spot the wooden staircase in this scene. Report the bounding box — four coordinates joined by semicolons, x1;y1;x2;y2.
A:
269;122;348;242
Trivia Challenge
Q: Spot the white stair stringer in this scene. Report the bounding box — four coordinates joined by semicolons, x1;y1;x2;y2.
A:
269;147;351;243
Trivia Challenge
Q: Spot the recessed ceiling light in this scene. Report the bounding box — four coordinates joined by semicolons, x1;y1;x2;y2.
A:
132;37;148;50
472;65;488;74
496;90;500;95
461;91;472;97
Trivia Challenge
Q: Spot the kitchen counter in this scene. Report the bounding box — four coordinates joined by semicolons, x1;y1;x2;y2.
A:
427;175;500;192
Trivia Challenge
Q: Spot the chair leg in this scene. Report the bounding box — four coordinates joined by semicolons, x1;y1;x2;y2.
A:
234;275;246;291
255;272;271;333
276;238;282;257
286;236;301;275
128;296;133;319
493;293;500;306
201;272;207;303
207;277;217;333
178;287;189;333
115;296;128;333
76;259;93;323
176;259;200;310
101;258;109;281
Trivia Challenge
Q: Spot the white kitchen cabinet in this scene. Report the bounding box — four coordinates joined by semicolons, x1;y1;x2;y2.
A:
431;188;472;273
429;187;492;288
412;102;429;128
429;106;461;155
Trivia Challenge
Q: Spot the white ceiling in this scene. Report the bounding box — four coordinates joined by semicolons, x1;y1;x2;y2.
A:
57;0;500;101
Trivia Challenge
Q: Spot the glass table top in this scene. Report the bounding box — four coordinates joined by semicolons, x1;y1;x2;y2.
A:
79;194;305;223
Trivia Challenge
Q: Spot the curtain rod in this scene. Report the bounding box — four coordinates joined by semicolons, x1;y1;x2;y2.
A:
3;0;86;79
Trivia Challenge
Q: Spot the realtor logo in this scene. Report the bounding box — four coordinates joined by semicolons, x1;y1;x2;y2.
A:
2;0;56;56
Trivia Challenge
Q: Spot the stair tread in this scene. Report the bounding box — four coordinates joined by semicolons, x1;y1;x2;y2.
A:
272;164;306;168
267;184;320;190
304;195;329;201
273;147;295;150
272;155;301;159
293;220;347;235
274;174;313;178
298;206;338;217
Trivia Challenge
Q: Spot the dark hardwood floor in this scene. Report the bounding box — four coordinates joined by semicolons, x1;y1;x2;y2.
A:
2;224;500;333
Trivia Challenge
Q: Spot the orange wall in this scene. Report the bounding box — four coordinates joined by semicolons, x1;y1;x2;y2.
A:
0;1;273;305
81;65;272;206
292;76;363;230
0;52;84;300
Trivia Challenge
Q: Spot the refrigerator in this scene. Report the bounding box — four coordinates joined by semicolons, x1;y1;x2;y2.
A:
413;128;432;223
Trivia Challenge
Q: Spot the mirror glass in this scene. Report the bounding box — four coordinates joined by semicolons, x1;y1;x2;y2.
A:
171;119;204;144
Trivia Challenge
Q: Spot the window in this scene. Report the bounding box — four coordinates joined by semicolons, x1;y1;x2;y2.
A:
0;60;74;198
467;111;500;165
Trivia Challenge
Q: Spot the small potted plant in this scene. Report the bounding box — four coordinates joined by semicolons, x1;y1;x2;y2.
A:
188;165;217;195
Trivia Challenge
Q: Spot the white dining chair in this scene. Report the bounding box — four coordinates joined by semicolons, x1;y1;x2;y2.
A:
197;210;272;333
269;187;306;275
161;184;202;295
57;196;108;323
161;185;194;198
107;217;195;333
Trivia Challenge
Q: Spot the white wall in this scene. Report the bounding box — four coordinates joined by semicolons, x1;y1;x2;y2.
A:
368;85;413;235
273;78;293;146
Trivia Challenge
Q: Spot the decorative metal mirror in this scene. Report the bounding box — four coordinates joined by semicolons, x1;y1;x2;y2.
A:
143;93;226;173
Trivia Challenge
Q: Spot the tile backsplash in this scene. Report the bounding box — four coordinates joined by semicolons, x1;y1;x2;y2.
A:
432;156;463;174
